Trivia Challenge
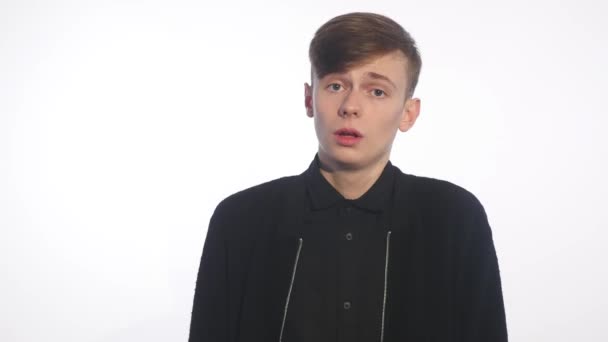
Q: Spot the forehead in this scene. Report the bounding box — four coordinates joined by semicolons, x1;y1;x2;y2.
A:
318;50;409;85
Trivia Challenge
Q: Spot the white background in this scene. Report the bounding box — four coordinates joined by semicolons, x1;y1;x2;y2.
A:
1;0;607;341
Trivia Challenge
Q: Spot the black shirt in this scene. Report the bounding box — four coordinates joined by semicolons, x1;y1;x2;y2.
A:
188;154;508;341
282;154;397;342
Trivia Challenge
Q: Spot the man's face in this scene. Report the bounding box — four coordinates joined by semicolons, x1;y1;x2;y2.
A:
304;50;421;170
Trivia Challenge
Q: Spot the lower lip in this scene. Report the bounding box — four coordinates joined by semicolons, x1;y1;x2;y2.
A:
334;134;362;146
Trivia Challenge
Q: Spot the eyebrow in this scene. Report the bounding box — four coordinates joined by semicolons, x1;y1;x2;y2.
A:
364;72;397;89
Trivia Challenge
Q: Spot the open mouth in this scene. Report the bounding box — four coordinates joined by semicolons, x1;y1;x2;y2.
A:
333;128;363;146
334;128;363;138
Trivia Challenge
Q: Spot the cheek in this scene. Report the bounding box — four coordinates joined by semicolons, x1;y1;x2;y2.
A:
385;103;406;126
314;90;343;111
313;115;329;138
367;106;404;138
312;100;337;127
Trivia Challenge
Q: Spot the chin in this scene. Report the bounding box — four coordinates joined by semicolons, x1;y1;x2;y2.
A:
320;147;366;169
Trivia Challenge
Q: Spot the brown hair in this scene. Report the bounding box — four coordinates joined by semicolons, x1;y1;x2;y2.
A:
309;12;422;98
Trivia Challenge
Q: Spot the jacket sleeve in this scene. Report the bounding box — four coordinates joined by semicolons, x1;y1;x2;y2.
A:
458;199;508;342
188;203;229;342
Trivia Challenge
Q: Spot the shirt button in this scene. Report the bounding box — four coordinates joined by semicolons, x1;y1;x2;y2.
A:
343;301;352;310
344;207;353;214
345;232;353;241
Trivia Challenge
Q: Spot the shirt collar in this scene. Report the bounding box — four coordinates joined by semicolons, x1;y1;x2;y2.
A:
304;154;396;212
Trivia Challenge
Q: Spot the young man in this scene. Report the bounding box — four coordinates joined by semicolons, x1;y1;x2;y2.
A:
189;12;508;342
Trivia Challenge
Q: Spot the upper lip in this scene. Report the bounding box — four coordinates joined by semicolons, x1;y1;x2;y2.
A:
334;128;363;137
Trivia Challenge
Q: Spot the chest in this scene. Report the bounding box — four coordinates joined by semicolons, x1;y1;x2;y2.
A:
282;206;390;341
229;205;461;342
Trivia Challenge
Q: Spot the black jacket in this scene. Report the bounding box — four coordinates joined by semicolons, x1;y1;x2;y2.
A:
189;161;508;342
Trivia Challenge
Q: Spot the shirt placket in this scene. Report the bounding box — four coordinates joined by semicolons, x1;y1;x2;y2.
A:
337;204;358;342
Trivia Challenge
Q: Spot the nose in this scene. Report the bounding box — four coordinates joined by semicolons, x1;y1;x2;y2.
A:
339;91;360;118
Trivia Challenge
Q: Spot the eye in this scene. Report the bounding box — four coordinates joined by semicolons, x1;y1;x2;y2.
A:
327;83;343;92
372;89;386;97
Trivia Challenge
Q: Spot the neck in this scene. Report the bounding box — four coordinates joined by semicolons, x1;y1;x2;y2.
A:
318;154;389;200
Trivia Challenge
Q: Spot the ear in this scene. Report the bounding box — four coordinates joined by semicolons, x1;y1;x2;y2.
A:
398;97;421;132
304;82;313;118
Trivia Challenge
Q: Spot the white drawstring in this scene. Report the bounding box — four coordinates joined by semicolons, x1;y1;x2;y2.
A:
279;238;303;342
380;230;392;342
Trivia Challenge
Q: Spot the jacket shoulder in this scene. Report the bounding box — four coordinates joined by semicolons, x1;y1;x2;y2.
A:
393;170;493;250
217;175;301;212
209;175;304;238
395;169;486;221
